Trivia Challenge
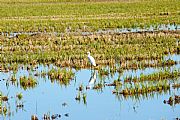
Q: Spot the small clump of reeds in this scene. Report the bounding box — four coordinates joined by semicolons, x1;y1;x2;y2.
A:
48;68;74;86
124;69;180;83
20;76;37;90
113;80;170;96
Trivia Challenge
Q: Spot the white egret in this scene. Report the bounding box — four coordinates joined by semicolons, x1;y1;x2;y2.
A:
87;51;96;67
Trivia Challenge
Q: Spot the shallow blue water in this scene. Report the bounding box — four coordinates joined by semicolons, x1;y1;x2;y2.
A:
0;55;180;120
1;24;180;38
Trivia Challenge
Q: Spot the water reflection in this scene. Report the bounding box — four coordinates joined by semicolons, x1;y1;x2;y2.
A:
0;57;180;119
1;24;180;38
86;71;97;90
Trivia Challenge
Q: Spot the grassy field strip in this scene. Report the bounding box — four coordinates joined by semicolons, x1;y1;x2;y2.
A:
1;13;179;21
0;0;179;32
0;0;179;17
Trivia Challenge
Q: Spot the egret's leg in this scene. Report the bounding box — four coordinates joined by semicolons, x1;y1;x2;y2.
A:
93;69;95;75
91;64;92;75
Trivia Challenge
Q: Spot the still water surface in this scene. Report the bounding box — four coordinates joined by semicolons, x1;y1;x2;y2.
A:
0;55;180;120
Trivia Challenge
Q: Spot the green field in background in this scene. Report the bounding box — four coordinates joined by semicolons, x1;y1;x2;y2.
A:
0;0;179;32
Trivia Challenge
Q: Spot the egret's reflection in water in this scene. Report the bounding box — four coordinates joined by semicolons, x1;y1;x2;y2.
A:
86;70;97;89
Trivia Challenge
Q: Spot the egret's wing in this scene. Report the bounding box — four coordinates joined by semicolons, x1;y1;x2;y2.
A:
88;56;96;66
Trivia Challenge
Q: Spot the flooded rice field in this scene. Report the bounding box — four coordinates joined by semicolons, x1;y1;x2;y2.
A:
1;0;180;119
0;53;180;120
1;24;180;38
0;28;180;120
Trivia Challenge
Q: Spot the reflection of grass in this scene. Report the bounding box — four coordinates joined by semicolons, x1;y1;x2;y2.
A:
75;90;87;105
75;91;81;101
0;90;26;117
0;92;8;116
94;83;103;89
164;95;180;106
82;93;87;105
0;0;180;106
11;74;17;83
